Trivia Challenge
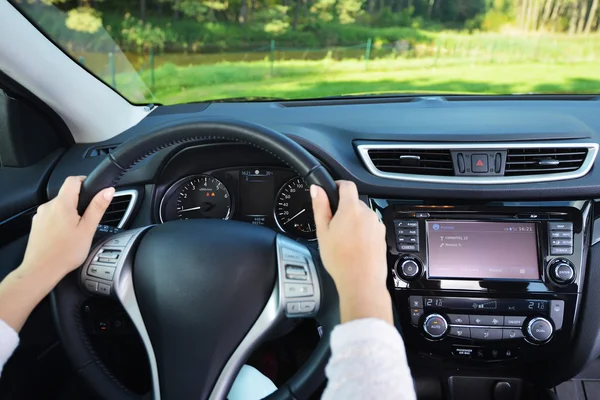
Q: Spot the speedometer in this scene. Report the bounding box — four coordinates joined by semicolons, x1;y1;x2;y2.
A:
274;177;316;240
160;175;231;222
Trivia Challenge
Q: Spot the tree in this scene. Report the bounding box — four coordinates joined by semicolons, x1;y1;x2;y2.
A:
584;0;599;33
576;0;589;33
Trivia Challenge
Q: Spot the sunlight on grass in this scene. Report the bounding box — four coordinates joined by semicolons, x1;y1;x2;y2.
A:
142;59;600;104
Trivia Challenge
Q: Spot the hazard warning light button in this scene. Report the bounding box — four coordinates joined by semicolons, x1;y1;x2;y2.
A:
471;154;488;173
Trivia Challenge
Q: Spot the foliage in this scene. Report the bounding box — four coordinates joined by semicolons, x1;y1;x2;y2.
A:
65;7;103;34
121;13;169;50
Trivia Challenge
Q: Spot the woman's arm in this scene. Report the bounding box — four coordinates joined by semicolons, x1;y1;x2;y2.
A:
311;181;416;400
0;177;114;373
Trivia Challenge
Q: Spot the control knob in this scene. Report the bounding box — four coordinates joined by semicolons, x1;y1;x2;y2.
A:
549;259;575;285
526;317;553;343
395;257;422;281
423;314;448;339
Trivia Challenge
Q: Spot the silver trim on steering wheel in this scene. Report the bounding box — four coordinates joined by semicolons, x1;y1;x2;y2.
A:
80;229;321;400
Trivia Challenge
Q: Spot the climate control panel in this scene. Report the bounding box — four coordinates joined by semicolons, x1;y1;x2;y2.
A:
409;296;564;346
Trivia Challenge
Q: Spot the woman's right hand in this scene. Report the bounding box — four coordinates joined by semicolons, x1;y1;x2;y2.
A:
310;181;393;324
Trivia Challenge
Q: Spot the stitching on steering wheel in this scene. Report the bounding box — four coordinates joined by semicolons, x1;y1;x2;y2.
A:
110;135;304;187
74;300;139;397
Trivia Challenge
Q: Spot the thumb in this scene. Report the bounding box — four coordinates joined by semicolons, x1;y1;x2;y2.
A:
310;185;332;234
80;187;115;233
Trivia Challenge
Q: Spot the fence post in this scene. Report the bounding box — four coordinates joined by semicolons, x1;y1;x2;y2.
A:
365;38;372;70
78;56;85;66
270;39;275;77
150;47;155;89
108;52;117;89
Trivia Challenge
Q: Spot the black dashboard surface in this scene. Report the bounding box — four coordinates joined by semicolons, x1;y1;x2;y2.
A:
48;96;600;200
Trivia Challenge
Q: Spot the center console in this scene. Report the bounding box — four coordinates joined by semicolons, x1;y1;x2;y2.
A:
375;200;592;384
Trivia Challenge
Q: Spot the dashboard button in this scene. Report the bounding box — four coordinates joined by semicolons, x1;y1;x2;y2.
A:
396;229;418;236
469;315;503;326
394;220;419;228
410;308;424;325
550;231;572;238
549;222;573;231
423;314;448;338
471;327;502;341
551;239;573;246
502;328;524;339
551;246;573;255
472;154;488;173
409;296;423;308
527;317;553;343
550;300;565;330
449;326;471;338
457;153;465;173
397;244;418;252
504;316;526;327
397;236;418;243
447;314;469;325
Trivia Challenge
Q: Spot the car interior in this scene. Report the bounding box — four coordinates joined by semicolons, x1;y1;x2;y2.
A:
3;1;600;400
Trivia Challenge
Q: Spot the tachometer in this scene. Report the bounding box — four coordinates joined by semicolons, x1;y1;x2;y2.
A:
161;175;231;222
274;177;316;240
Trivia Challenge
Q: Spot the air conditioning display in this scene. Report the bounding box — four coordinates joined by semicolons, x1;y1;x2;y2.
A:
426;220;539;280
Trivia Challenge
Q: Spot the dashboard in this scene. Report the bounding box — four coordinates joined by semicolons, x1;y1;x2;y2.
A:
42;95;600;399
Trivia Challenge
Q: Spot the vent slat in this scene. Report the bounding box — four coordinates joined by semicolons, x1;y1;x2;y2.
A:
368;149;454;176
505;147;588;177
100;194;133;227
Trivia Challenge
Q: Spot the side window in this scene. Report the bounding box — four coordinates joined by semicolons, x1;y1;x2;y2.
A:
0;82;68;254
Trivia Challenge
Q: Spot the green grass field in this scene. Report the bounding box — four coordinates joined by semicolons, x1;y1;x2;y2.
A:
99;33;600;104
126;59;600;104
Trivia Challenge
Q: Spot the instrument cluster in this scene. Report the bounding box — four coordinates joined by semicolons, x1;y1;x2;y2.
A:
159;166;316;240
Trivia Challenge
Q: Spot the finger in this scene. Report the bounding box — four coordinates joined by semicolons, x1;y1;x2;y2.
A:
80;187;115;233
310;185;332;233
57;176;86;209
336;180;359;209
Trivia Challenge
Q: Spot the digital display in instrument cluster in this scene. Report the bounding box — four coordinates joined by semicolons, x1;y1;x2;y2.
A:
426;221;539;280
238;169;276;226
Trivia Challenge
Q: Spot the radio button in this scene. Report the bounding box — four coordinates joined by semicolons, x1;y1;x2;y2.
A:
396;229;418;236
551;239;573;246
469;315;503;326
502;328;524;339
447;314;469;325
397;244;419;252
449;326;471;338
394;220;419;228
410;308;424;326
504;316;526;327
551;231;572;239
551;246;573;255
549;222;573;231
396;236;418;244
471;327;502;341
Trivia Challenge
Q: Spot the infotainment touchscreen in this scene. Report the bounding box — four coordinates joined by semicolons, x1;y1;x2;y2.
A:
426;221;539;280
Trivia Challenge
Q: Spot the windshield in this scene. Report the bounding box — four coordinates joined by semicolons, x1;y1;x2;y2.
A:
9;0;600;104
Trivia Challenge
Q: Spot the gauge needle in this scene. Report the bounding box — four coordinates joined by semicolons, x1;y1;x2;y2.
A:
284;209;306;225
179;206;203;213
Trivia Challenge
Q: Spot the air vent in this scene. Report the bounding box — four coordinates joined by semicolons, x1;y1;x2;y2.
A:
86;144;119;158
366;148;454;176
505;147;588;176
100;190;137;228
356;142;598;184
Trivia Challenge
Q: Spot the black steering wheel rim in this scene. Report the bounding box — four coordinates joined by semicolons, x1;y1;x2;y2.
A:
51;117;340;400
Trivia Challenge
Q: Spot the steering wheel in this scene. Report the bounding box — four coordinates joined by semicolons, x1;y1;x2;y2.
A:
51;118;341;400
